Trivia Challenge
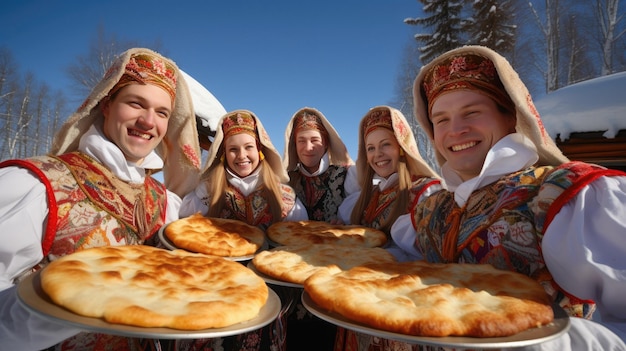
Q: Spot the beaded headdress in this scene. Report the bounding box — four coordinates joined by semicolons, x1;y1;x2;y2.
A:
51;48;201;197
422;53;514;116
293;109;328;141
413;45;569;167
205;110;288;182
362;107;393;138
283;107;353;171
108;53;177;104
355;106;438;184
222;111;258;140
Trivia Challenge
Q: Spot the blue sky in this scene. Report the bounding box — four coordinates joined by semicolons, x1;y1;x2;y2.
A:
0;0;421;159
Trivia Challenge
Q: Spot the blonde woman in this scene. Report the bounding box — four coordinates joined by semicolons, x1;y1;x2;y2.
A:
334;105;441;351
181;110;307;229
338;105;440;236
178;110;308;351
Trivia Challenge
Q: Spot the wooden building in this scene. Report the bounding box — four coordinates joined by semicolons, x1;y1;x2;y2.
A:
555;130;626;172
536;72;626;172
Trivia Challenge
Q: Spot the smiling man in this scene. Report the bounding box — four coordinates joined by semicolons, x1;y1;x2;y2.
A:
283;107;357;223
0;48;202;350
388;45;626;351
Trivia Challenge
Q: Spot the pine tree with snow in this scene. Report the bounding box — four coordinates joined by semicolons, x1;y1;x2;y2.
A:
465;0;516;54
405;0;465;64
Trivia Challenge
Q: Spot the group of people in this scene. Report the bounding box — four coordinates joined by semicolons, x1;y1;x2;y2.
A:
0;45;624;351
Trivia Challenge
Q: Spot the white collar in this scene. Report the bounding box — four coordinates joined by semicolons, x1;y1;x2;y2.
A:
442;133;539;207
298;152;329;177
226;164;262;196
78;125;163;183
373;172;399;191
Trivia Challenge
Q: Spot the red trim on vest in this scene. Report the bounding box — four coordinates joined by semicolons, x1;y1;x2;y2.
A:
544;162;626;231
409;179;442;231
0;159;58;256
410;179;442;210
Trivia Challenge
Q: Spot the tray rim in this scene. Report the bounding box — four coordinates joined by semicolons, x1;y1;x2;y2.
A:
246;261;304;288
301;291;570;349
17;270;281;339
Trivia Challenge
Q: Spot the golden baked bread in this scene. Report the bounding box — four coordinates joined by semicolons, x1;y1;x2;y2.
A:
252;243;396;285
304;261;554;338
40;245;268;330
164;213;265;257
266;220;387;247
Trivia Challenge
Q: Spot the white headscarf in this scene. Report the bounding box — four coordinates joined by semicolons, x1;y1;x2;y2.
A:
51;48;202;197
413;45;568;168
283;107;353;172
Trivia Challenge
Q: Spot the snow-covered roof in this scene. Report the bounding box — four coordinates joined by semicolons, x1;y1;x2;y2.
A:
535;71;626;141
180;70;227;133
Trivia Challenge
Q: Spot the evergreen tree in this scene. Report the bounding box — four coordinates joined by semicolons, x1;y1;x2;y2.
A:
405;0;466;64
466;0;516;55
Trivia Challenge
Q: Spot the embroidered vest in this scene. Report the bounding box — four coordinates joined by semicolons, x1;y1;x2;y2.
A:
4;152;166;261
220;183;296;231
289;165;348;222
1;152;168;351
412;161;621;318
362;176;439;232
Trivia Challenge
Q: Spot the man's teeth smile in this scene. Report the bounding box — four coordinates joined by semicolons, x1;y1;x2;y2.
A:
129;130;152;140
451;141;477;152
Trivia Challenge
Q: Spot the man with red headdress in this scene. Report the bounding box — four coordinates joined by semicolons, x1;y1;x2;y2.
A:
0;48;202;350
390;45;626;350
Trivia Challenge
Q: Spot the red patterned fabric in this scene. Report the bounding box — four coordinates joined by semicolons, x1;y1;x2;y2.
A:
220;182;296;230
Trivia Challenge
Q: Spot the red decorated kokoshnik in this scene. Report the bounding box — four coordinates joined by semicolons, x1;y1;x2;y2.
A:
293;109;329;141
362;107;393;138
422;53;515;116
108;53;178;104
222;111;258;140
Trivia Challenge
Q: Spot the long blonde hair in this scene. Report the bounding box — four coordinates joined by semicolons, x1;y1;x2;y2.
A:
201;110;290;225
205;145;284;224
349;106;438;233
350;156;412;233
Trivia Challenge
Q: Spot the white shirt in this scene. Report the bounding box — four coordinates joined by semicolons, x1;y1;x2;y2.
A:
391;133;626;349
0;125;183;350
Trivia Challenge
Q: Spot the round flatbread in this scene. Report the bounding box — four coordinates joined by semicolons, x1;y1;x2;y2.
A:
252;244;396;285
165;213;265;257
40;245;269;330
266;220;387;247
304;261;554;338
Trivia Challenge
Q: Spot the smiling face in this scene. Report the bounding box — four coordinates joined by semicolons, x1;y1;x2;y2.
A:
102;83;172;164
430;90;516;181
295;129;326;173
224;133;260;178
365;128;401;179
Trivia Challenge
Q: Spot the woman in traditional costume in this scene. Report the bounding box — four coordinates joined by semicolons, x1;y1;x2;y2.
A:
334;105;441;351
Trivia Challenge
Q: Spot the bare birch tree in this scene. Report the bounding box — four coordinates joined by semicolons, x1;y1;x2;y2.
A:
0;47;68;161
527;0;562;92
65;25;162;102
595;0;625;75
